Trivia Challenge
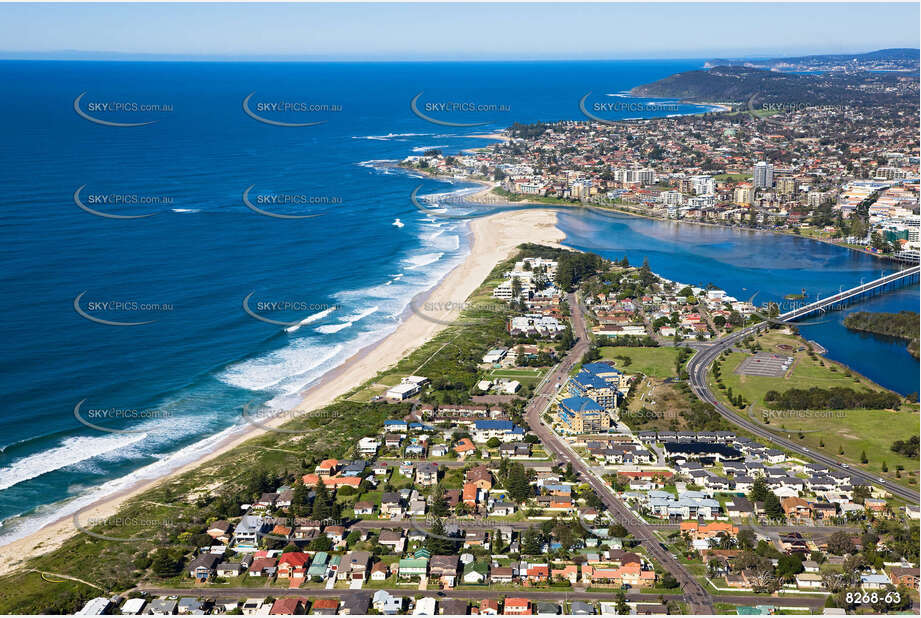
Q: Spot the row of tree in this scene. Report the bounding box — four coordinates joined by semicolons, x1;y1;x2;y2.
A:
764;386;902;410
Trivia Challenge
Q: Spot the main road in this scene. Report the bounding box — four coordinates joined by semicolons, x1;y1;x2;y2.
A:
525;292;715;614
686;322;920;504
135;585;828;610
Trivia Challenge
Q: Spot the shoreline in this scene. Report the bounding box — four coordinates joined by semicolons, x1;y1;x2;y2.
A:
0;208;564;576
458;175;907;266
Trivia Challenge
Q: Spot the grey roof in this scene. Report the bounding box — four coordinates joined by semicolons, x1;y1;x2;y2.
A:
569;601;595;615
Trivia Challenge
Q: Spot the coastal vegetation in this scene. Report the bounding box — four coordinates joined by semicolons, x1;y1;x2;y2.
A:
764;386;902;411
844;310;920;359
630;65;918;107
517;243;602;291
0;242;582;613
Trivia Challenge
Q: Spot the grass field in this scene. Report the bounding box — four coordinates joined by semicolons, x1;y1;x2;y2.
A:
710;329;919;486
599;345;682;378
713;172;753;181
488;367;546;385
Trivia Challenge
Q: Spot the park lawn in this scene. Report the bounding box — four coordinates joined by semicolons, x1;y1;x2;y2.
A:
711;330;919;487
346;382;388;402
598;345;682;378
713;172;753;181
488;367;547;386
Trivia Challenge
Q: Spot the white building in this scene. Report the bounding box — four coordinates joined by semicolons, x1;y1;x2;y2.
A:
386;382;420;400
753;161;774;188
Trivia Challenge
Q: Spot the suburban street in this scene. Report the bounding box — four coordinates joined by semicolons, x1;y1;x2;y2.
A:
135;586;829;610
524;292;716;614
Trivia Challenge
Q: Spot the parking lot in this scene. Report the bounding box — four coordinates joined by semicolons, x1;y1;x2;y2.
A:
736;353;794;377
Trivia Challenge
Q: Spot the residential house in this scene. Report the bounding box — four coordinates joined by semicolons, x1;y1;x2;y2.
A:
354;501;375;516
310;599;339;615
277;552;311;579
269;598;308;615
781;497;813;520
397;558;429;580
462;562;488;584
504;598;531;615
466;465;493;490
887;566;919;589
416;462;439;487
187;553;220;580
381;492;404;518
206;520;234;544
429;555;460;587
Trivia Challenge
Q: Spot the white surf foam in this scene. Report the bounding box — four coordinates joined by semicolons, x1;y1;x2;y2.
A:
0;420;249;546
315;322;351;334
0;433;148;492
403;252;444;270
285;306;337;333
219;342;344;393
353;132;434;141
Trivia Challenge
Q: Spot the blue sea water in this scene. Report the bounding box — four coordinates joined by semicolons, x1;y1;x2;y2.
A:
0;59;916;543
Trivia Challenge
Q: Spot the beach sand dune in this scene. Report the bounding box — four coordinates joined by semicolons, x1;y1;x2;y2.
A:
0;208;563;576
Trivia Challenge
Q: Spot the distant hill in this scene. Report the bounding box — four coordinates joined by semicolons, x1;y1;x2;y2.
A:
706;48;919;71
630;65;919;107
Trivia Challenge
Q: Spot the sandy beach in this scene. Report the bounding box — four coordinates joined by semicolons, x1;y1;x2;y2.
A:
0;208;564;576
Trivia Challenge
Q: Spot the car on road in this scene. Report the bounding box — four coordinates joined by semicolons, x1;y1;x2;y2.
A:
841;463;848;468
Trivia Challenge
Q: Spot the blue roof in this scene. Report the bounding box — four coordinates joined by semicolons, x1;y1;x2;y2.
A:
474;420;523;432
384;420;407;426
571;370;610;390
582;362;622;376
560;396;603;413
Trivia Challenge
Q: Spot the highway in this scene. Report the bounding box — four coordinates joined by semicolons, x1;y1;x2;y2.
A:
525;292;715;614
685;322;920;504
135;586;829;610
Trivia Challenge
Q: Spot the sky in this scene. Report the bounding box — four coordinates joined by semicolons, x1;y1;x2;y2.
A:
0;2;918;61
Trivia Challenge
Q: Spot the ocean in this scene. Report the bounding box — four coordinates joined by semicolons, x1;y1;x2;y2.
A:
0;59;916;544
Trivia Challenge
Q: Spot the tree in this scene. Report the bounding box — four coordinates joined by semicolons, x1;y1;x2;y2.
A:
151;550;182;578
660;572;679;589
522;527;544;555
505;463;532;503
737;528;756;550
486;437;501;449
424;517;458;555
764;493;785;521
747;568;779;593
615;590;629;615
290;482;310;516
748;476;770;502
311;482;333;520
852;485;870;505
345;530;361;548
827;531;855;555
431;486;450;517
775;554;804;580
308;534;333;552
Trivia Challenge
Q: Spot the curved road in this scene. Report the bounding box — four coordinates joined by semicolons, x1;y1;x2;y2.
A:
686;323;920;504
525;293;715;614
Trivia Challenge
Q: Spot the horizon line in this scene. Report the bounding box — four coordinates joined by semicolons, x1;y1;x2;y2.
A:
0;46;916;63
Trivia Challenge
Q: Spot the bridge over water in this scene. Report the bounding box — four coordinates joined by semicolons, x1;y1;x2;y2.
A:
780;265;919;322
